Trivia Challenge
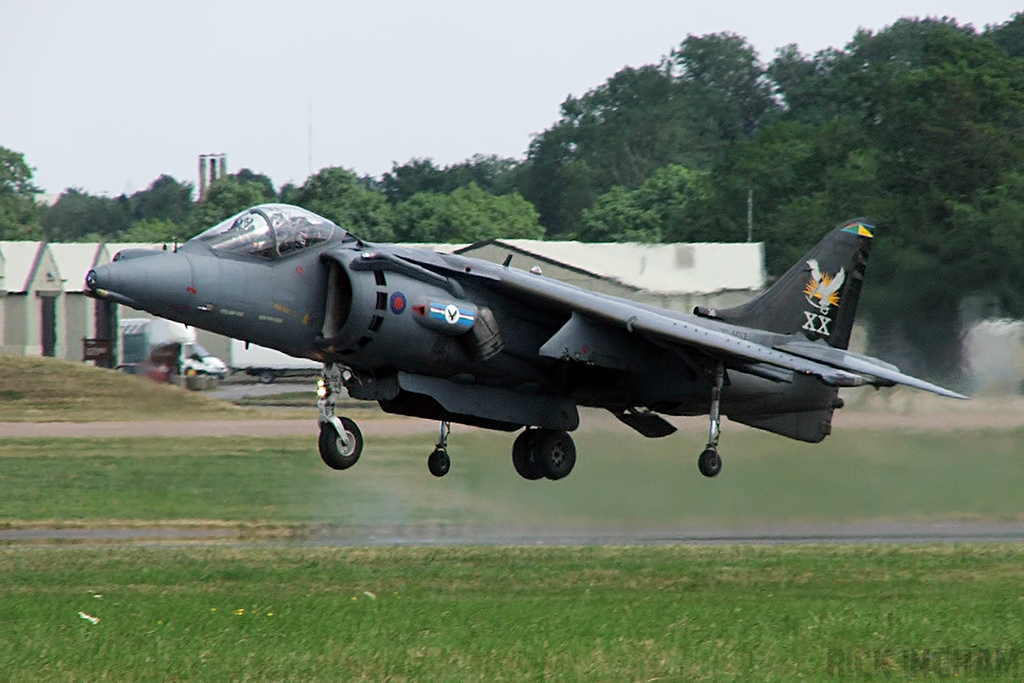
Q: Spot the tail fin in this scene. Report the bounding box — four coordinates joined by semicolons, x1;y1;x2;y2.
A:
696;218;875;350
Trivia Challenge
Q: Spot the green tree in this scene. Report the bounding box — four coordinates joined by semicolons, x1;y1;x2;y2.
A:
188;177;269;233
230;169;276;201
41;189;131;241
768;45;851;125
0;146;43;239
393;184;543;243
381;158;447;203
519;33;776;238
382;155;520;204
128;174;193;224
737;17;1024;378
580;165;722;243
711;118;876;273
119;218;184;243
987;12;1024;58
291;167;394;241
669;32;779;142
520;64;686;237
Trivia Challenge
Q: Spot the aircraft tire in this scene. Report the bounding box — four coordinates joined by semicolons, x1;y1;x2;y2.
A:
427;447;451;477
697;447;721;478
511;429;544;480
318;418;363;470
534;430;576;481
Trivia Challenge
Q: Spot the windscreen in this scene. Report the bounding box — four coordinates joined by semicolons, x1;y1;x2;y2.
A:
262;205;337;255
192;204;339;258
194;209;276;258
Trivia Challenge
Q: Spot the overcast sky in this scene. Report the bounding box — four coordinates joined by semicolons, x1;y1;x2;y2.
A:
1;1;1020;198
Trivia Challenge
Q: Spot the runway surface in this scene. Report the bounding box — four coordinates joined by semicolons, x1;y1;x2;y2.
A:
4;521;1024;546
4;401;1024;438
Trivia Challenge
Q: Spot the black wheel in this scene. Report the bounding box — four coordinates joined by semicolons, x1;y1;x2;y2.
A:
318;418;363;470
533;430;576;481
511;430;544;480
427;447;451;477
698;447;721;478
259;371;276;384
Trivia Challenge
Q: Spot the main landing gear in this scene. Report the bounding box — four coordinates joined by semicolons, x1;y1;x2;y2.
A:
317;364;364;470
425;423;578;481
511;428;576;481
697;362;725;478
314;363;577;482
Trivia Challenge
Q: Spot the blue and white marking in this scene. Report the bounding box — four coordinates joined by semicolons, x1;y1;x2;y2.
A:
430;302;475;328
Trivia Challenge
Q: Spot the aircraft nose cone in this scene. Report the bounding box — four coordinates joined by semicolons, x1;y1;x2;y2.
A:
89;252;193;314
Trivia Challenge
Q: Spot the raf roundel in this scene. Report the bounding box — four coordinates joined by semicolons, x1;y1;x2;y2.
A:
390;292;407;315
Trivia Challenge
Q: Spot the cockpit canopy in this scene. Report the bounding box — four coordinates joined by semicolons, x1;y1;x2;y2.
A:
191;204;340;259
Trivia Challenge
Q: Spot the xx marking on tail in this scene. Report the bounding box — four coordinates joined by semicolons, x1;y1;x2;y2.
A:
803;311;832;336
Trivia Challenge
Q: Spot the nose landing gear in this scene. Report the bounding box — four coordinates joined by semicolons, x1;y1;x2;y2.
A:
318;417;363;470
317;363;364;469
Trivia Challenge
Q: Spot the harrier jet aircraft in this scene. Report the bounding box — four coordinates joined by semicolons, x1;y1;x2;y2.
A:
86;205;965;480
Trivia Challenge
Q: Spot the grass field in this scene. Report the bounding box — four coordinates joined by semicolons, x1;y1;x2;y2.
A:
0;354;310;421
3;544;1023;681
6;356;1024;679
2;427;1024;528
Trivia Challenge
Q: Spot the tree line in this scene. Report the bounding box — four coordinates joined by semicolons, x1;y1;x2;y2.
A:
3;13;1023;377
0;158;544;245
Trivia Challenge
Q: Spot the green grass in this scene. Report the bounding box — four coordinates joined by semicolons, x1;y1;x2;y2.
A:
2;427;1024;528
0;354;308;421
2;544;1023;681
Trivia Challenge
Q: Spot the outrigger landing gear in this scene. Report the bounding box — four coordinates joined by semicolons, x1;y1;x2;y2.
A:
698;362;724;478
427;421;452;477
317;363;364;470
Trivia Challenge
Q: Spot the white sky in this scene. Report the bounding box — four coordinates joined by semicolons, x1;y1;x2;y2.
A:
1;1;1020;197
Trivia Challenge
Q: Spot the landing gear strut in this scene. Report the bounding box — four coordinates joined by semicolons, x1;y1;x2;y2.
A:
317;363;364;469
698;362;724;478
511;428;576;481
428;421;451;477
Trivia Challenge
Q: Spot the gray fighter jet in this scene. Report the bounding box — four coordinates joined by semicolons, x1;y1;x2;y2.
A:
86;205;965;480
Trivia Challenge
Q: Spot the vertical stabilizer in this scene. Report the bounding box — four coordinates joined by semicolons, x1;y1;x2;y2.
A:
698;218;875;350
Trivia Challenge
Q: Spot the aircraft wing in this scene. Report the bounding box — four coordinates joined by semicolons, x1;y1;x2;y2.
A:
773;340;967;399
394;250;967;399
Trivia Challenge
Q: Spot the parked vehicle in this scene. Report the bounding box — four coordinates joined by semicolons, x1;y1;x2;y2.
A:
119;317;228;382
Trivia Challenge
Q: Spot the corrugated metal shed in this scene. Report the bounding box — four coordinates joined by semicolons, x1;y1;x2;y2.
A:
392;240;765;296
454;239;765;295
0;241;46;293
47;243;107;292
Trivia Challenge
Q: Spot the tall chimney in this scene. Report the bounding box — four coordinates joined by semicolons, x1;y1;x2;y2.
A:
199;155;208;200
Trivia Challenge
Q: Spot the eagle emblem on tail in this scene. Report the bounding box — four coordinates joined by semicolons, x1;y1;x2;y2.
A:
804;259;845;314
